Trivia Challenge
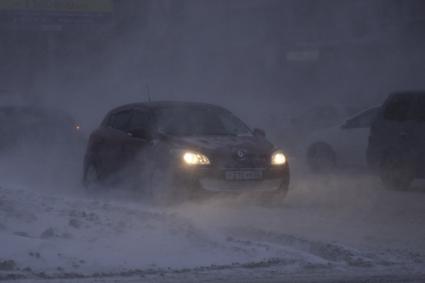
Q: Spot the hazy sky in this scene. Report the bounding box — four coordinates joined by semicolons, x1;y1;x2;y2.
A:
0;0;424;131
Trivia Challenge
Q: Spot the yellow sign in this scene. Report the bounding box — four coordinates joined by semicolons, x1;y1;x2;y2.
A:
0;0;113;13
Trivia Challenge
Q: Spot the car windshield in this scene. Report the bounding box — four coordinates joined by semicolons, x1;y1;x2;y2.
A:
154;106;252;136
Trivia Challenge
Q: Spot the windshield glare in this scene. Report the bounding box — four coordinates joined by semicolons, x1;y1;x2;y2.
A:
154;107;252;137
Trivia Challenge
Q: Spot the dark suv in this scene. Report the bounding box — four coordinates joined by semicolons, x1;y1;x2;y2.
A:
367;91;425;189
83;101;290;200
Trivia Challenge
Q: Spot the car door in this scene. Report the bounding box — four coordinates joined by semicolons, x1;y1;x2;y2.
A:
379;94;416;156
405;95;425;170
123;108;155;164
96;109;135;176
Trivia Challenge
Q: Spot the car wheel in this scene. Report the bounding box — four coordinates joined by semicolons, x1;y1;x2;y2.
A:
307;142;337;172
379;155;414;190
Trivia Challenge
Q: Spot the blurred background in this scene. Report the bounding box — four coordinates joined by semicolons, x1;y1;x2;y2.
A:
0;0;424;135
1;3;425;280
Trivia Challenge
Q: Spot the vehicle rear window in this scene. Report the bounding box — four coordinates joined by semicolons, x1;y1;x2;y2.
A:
383;94;425;122
383;96;412;121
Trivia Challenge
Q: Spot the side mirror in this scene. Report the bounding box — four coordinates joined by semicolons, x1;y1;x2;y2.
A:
127;128;153;140
253;128;266;138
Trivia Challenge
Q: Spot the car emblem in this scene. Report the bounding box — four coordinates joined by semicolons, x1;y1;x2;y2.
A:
236;149;247;159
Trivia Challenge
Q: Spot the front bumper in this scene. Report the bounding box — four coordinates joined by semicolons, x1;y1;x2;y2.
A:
199;177;284;192
174;164;290;193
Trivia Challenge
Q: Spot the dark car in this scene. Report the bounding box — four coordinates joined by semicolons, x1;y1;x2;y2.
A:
367;91;425;189
83;101;290;200
0;106;82;151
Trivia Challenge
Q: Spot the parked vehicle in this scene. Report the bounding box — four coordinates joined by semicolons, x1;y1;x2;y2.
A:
305;106;380;172
367;91;425;189
83;101;290;200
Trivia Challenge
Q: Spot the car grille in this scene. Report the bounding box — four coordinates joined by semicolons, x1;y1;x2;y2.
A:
212;153;268;169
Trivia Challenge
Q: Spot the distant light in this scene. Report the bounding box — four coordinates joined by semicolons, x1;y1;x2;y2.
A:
75;124;81;131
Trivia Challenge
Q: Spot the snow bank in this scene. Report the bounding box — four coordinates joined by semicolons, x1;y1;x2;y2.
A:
1;182;423;280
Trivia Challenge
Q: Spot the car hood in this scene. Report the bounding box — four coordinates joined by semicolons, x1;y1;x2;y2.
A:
167;135;275;156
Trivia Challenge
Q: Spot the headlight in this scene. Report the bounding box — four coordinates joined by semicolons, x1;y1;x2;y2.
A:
271;151;286;165
182;151;210;166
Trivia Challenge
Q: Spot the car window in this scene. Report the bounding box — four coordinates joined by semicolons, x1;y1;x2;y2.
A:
383;96;412;122
344;107;379;129
217;111;252;136
383;94;425;122
128;110;153;130
108;110;132;131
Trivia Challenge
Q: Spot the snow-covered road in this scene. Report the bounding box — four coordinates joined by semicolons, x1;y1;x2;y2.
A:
1;163;425;282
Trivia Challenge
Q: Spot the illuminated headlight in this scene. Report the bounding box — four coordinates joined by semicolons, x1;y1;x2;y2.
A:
271;151;286;166
182;151;211;166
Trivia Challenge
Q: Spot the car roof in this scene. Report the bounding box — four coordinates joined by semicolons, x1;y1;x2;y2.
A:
108;101;228;113
101;101;233;127
388;90;425;99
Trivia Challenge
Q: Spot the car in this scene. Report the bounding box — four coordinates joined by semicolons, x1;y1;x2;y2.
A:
367;91;425;189
305;106;380;172
0;106;82;151
83;101;290;200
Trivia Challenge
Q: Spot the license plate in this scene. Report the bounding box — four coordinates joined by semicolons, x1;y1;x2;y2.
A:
225;170;263;181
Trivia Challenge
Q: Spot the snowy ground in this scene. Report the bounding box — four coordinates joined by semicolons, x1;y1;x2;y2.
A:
1;150;425;282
